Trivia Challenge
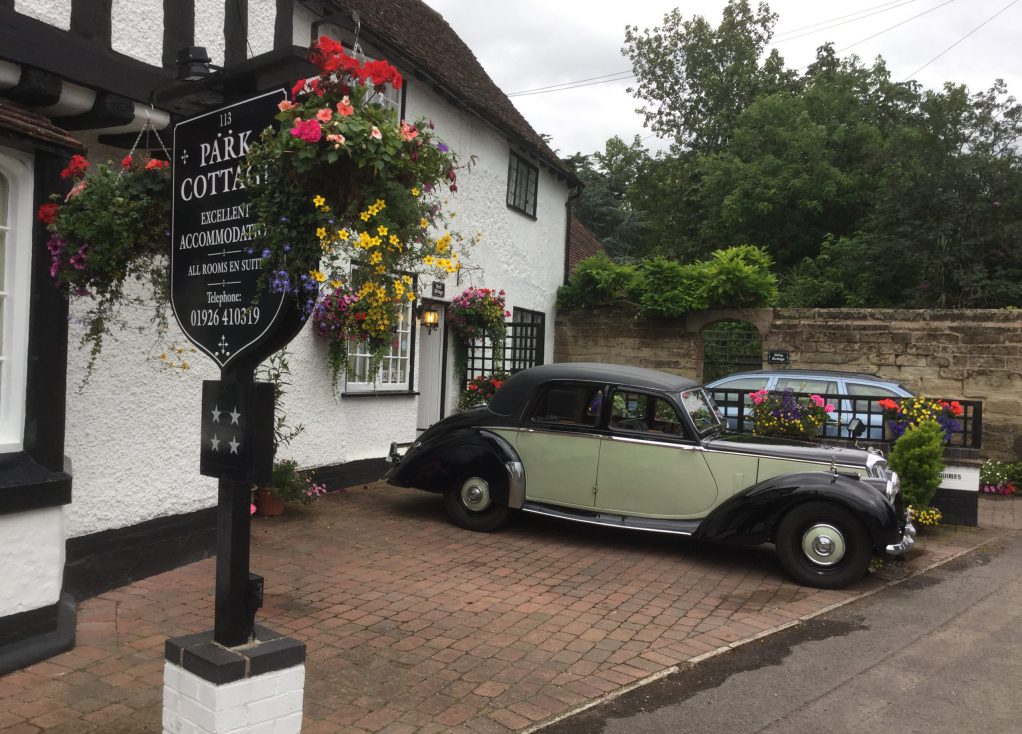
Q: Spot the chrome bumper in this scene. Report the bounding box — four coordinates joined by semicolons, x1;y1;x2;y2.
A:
885;519;917;556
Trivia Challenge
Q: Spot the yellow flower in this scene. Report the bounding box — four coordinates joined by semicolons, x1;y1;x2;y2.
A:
374;199;386;210
313;195;325;207
330;280;342;289
338;229;350;240
436;232;452;253
377;225;388;236
360;211;371;221
181;362;189;370
407;292;416;301
411;187;420;196
402;274;413;285
358;231;373;249
389;234;400;246
369;251;383;264
309;270;326;282
419;218;428;229
375;265;386;273
316;227;327;239
423;255;435;266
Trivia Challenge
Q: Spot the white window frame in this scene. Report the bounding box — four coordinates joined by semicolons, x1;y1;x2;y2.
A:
0;149;34;452
343;286;414;394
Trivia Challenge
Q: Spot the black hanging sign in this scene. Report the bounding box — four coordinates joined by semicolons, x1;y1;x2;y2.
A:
767;350;790;364
171;89;302;374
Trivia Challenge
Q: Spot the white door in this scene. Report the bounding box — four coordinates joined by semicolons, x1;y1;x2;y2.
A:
415;304;446;433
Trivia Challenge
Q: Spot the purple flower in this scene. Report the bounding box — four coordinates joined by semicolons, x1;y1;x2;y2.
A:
437;142;449;153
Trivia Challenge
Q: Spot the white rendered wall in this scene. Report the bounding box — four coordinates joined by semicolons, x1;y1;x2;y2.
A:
0;507;65;616
248;0;276;58
111;0;164;67
14;0;71;30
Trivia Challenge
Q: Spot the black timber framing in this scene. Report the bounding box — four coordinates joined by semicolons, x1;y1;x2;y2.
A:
225;0;249;68
274;0;295;49
162;0;196;69
0;7;170;105
70;0;113;47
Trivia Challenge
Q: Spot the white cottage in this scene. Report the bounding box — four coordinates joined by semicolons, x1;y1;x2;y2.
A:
0;0;576;673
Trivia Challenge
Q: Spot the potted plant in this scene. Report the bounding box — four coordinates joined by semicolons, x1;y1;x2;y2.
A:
243;36;473;384
888;420;946;530
878;397;963;443
448;287;510;377
253;459;328;516
457;372;509;411
748;388;833;439
39;152;172;379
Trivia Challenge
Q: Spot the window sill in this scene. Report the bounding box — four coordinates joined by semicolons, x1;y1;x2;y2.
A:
506;203;537;220
341;390;420;399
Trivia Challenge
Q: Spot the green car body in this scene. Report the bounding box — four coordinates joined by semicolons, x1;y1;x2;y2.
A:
387;363;915;589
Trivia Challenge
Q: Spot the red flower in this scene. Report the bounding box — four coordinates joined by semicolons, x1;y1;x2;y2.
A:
145;159;170;170
877;398;900;412
949;401;964;416
36;203;60;224
121;155;133;169
59;154;90;180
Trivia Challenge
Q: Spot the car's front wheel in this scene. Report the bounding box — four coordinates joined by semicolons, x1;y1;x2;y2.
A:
776;501;872;589
443;474;509;532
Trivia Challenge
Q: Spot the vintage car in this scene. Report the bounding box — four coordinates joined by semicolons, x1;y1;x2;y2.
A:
386;363;915;589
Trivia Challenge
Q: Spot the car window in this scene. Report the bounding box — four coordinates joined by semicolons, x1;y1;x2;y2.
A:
680;388;723;435
609;390;686;436
713;376;769;391
775;378;838;395
531;383;604;427
844;383;899;398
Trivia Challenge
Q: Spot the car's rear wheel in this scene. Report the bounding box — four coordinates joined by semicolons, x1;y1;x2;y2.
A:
776;501;872;589
443;473;509;532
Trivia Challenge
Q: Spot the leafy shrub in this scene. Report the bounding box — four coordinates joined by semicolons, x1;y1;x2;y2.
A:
556;253;635;309
888;420;946;509
558;245;777;317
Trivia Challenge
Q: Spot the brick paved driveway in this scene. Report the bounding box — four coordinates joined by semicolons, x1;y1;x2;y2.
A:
1;485;1017;733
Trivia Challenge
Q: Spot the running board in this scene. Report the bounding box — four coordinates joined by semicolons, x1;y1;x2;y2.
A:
521;502;700;536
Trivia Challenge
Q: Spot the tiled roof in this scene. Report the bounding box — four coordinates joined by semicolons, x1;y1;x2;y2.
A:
331;0;573;181
567;215;606;274
0;99;83;151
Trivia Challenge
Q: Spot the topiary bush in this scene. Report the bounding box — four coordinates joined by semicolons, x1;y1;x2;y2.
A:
888;420;946;509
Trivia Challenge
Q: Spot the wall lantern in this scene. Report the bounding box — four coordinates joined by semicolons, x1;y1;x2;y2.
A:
175;47;221;82
420;305;441;335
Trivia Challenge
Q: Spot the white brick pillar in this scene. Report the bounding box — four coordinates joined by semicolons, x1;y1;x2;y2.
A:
163;626;305;734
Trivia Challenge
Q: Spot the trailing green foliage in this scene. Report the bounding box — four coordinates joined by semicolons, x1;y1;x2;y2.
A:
557;245;777;317
888;420;946;509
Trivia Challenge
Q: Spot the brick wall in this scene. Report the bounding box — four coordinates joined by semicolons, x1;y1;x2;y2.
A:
554;307;1022;460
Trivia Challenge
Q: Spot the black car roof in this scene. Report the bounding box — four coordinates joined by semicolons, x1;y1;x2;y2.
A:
489;363;700;416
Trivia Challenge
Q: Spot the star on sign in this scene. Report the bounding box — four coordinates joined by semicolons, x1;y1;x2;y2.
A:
211;405;221;423
229;406;241;425
210;434;221;452
228;436;240;454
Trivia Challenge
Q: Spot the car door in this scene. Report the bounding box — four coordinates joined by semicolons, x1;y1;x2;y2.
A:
514;381;604;510
594;388;718;519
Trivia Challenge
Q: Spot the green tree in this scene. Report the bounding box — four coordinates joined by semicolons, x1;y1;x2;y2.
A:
624;0;794;154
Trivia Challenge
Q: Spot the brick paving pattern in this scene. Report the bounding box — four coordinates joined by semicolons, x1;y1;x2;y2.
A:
1;486;1018;733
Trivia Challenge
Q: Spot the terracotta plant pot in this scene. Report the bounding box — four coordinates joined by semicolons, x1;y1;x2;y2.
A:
254;487;285;517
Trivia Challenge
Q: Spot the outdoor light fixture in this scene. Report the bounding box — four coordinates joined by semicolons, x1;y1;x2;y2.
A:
420;305;440;335
175;47;221;82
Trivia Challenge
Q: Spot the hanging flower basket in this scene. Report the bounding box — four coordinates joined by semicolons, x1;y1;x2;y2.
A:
448;287;509;378
40;152;172;378
243;36;474;385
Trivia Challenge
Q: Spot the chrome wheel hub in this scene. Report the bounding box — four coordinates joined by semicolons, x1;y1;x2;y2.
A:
801;523;846;566
460;477;491;512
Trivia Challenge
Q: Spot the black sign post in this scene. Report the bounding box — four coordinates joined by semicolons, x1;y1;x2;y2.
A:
172;90;309;647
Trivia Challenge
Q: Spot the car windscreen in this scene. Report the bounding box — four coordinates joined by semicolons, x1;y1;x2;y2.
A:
679;388;725;436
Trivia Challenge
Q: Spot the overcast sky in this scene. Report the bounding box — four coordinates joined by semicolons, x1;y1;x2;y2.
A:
424;0;1022;157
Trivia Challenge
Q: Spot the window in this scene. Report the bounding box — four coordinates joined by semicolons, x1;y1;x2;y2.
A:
506;152;538;217
610;390;686;436
776;378;838;395
343;272;415;393
531;383;604;427
0;150;32;451
507;308;545;373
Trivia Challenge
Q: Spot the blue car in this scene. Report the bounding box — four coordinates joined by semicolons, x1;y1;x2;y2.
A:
706;370;914;439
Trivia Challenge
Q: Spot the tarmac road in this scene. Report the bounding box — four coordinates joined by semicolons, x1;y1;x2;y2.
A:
539;530;1022;734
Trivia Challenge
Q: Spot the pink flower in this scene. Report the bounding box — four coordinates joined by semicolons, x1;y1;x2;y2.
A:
336;96;354;117
250;503;256;515
289;118;322;143
810;394;825;408
316;107;333;122
326;133;346;149
400;120;418;141
278;100;297;112
370;126;382;140
825;404;835;413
